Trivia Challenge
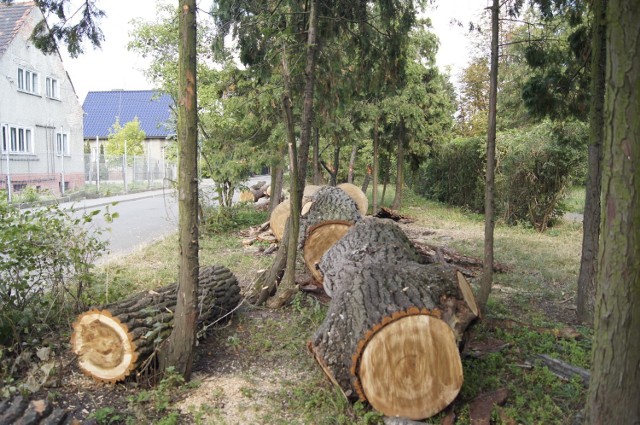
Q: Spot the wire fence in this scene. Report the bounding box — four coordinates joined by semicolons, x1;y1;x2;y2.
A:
83;153;177;192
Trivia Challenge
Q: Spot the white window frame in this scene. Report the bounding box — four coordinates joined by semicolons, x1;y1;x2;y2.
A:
56;132;70;157
17;67;39;95
45;76;60;99
1;124;34;154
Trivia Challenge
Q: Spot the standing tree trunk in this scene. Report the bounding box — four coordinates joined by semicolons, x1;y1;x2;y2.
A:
477;0;499;312
576;0;606;325
313;127;321;185
586;1;640;422
159;0;199;380
347;144;357;184
372;116;379;213
391;119;405;210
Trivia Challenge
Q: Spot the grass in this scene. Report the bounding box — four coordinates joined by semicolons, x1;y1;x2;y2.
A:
86;186;589;424
562;186;586;214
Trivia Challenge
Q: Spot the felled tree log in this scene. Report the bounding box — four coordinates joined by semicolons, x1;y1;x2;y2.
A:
309;218;479;420
337;182;368;216
71;265;241;383
319;217;423;297
0;395;71;424
269;199;290;241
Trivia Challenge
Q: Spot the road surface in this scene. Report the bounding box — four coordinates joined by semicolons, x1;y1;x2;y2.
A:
62;176;270;261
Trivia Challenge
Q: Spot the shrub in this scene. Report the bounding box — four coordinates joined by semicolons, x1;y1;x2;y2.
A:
0;195;112;346
419;120;587;230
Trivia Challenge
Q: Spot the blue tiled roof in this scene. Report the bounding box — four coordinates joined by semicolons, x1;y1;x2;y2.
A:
82;90;175;139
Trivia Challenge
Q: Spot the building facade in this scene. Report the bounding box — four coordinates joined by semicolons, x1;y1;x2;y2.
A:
0;2;84;197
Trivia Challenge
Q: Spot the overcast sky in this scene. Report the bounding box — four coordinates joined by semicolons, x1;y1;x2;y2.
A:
58;0;488;103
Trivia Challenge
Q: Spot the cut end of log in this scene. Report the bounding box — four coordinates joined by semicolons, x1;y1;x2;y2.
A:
303;220;354;286
456;271;480;318
356;314;463;420
71;309;138;383
269;199;290;241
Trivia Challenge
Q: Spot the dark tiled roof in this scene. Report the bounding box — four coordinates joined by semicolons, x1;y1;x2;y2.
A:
82;90;175;139
0;2;34;56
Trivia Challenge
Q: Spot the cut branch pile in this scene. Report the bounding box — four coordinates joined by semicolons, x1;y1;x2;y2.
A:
308;217;479;420
71;265;241;383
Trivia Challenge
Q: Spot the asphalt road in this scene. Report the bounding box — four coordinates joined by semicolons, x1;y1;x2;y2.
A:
63;176;270;261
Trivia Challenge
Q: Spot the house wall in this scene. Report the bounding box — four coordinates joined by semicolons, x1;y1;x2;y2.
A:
0;6;84;195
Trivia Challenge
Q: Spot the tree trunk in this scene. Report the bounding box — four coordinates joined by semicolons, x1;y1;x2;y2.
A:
347;144;358;184
277;46;301;307
576;0;606;325
372;116;379;213
313;127;321;185
586;1;640;422
330;140;340;186
160;0;199;381
477;0;499;313
361;165;372;195
310;219;478;420
248;219;290;306
391;119;405;210
72;266;240;383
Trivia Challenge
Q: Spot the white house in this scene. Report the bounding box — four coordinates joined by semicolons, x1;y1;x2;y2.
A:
0;2;84;197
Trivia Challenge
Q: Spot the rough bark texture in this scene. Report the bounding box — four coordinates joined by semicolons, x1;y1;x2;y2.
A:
337;182;368;216
576;0;606;325
309;260;476;419
391;120;405;210
162;0;199;381
586;2;640;422
72;266;240;383
372;117;379;214
0;396;71;424
477;0;499;313
248;219;290;306
310;218;478;419
299;186;361;249
319;217;422;297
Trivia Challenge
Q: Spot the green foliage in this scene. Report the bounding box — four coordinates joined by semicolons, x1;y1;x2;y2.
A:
420;120;587;230
106;117;146;157
89;407;125;425
0;196;111;346
202;203;270;235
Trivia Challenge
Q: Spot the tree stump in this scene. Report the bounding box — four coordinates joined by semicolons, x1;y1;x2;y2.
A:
309;218;479;420
71;265;241;383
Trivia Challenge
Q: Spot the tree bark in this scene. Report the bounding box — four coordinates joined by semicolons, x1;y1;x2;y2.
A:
576;0;606;325
586;1;640;422
313;127;321;185
72;266;240;383
160;0;199;381
372;116;379;213
0;396;71;424
391;119;405;210
347;144;358;184
477;0;499;313
310;219;478;419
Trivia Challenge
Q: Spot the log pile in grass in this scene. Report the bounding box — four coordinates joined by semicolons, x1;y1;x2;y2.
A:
71;265;241;383
0;396;72;424
309;218;479;420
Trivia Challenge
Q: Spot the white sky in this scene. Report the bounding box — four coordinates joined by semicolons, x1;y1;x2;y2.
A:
58;0;489;103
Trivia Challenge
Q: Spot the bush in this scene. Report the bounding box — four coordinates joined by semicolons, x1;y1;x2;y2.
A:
0;195;112;346
419;120;587;230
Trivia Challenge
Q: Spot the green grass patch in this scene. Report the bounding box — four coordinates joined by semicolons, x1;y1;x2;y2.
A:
562;186;586;214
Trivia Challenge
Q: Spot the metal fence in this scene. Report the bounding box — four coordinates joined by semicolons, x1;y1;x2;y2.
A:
84;153;177;191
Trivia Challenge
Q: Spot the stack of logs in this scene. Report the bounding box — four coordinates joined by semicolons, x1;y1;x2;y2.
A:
271;183;480;420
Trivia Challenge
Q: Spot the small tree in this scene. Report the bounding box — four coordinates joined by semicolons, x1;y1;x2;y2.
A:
106;118;146;158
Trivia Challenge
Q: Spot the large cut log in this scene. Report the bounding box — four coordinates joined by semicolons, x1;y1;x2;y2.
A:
299;186;361;283
269;199;290;241
319;217;423;297
71;265;241;383
309;218;479;420
337;182;368;216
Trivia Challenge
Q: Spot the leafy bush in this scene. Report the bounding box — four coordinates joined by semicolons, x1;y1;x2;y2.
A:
0;195;113;346
419;120;587;230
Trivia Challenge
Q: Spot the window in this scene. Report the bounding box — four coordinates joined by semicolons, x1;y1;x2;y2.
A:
17;67;39;95
46;76;59;99
56;132;70;156
1;125;33;154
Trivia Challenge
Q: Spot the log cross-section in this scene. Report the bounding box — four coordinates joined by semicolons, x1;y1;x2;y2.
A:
71;265;241;383
309;218;478;420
